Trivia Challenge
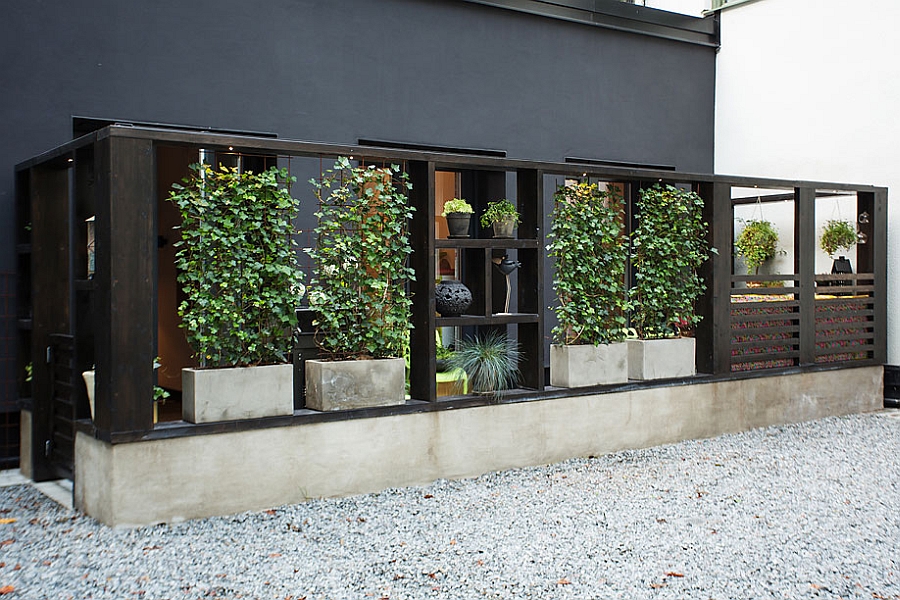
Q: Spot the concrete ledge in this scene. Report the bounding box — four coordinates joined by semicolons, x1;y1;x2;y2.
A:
75;365;883;527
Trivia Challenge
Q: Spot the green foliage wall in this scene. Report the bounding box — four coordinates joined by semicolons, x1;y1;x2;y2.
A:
169;164;302;368
631;184;710;339
308;157;415;360
548;182;629;345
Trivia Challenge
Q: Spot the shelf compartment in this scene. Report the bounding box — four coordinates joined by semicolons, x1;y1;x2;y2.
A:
435;238;539;249
436;313;539;327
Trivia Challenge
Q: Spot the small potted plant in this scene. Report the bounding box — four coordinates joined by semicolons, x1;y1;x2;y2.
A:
441;198;473;238
447;331;521;398
735;218;781;283
628;184;712;380
169;163;302;423
305;157;415;411
480;199;520;238
548;182;630;387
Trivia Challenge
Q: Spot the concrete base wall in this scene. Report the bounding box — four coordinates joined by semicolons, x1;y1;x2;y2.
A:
19;410;32;479
75;366;883;527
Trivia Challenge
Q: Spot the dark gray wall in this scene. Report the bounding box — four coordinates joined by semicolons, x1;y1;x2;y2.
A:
1;0;715;265
0;0;716;404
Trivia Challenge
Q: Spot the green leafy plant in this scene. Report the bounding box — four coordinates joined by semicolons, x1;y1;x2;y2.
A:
820;219;857;257
441;198;473;216
308;157;415;361
548;182;630;345
435;329;454;361
447;331;521;397
153;357;170;403
630;184;712;339
735;219;780;275
169;164;302;368
479;199;520;228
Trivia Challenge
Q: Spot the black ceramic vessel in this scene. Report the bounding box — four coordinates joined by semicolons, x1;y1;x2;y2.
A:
435;279;473;317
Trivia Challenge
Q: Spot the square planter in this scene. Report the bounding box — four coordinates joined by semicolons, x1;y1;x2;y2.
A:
550;343;628;388
627;337;696;381
183;363;294;424
305;357;406;411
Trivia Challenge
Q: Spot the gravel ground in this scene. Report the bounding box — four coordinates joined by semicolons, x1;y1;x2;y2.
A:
0;412;898;600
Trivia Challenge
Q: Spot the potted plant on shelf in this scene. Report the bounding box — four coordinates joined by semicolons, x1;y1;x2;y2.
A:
735;218;781;285
305;156;415;411
480;199;520;239
547;182;630;387
447;331;521;398
820;218;857;273
628;184;712;380
169;163;302;423
442;198;473;238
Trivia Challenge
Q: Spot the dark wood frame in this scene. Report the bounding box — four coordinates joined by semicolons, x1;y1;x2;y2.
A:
15;125;888;479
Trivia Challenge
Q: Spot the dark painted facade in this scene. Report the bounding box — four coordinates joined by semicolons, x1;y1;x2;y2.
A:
0;0;717;424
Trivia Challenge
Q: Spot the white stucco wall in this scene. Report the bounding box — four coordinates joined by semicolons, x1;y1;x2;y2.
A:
715;0;900;364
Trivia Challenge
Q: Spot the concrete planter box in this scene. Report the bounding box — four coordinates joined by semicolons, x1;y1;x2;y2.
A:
627;337;696;380
550;343;628;388
183;363;294;423
306;357;406;411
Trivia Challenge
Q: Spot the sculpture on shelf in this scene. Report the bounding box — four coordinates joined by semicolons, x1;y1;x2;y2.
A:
492;255;521;314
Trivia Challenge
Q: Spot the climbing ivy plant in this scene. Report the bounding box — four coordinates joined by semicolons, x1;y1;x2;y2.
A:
308;157;415;361
169;164;302;368
630;184;711;339
548;182;630;345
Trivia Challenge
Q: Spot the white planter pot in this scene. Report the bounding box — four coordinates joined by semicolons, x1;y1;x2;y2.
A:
182;363;294;424
550;343;628;388
627;337;696;380
305;357;406;411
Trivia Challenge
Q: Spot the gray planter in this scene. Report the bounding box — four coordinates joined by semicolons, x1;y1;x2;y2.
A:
491;215;516;238
306;357;406;411
183;363;294;423
550;343;628;387
627;337;696;380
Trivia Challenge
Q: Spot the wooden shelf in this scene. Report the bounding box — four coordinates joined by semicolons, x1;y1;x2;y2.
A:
74;279;96;292
436;313;540;327
16;243;32;254
17;319;32;331
435;238;539;249
408;163;545;402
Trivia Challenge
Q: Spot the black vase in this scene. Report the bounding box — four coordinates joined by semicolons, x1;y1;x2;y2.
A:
435;279;473;317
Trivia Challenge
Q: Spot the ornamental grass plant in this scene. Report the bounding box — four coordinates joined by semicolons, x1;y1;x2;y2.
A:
448;331;521;397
